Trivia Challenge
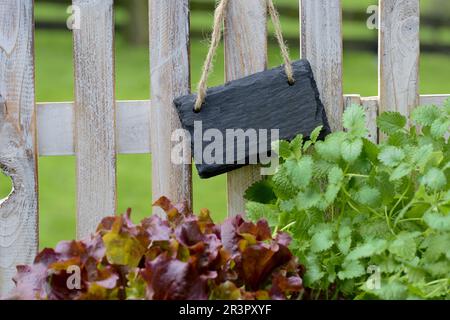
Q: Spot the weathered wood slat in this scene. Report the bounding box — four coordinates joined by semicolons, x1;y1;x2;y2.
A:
73;0;116;239
149;0;192;211
37;100;151;156
300;0;344;131
0;0;38;296
379;0;420;118
225;0;267;216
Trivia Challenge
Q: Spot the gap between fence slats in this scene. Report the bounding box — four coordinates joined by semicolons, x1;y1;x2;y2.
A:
73;0;116;239
35;95;449;157
0;0;38;296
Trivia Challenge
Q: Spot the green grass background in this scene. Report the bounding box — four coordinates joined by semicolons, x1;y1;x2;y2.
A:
0;0;449;248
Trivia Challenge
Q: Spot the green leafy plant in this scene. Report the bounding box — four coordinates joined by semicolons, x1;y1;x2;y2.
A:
245;100;450;300
8;197;303;300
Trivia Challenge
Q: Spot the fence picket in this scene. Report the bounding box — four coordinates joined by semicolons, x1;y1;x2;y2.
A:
73;0;116;239
0;0;38;296
225;0;267;216
379;0;420;118
149;0;192;211
300;0;344;131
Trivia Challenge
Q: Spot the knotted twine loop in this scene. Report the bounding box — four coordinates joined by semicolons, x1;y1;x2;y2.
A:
194;0;295;112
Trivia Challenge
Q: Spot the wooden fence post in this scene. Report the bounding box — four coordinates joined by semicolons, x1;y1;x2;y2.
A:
0;0;38;296
300;0;344;131
149;0;192;210
379;0;420;118
225;0;267;216
73;0;117;239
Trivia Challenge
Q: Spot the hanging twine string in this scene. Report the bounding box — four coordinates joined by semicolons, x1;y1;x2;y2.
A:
194;0;295;112
266;0;294;84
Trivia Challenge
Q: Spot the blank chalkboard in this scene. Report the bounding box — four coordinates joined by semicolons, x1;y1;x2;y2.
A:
174;59;331;179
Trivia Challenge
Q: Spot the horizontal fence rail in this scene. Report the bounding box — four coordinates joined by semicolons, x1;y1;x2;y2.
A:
35;95;450;157
73;0;117;239
37;101;151;156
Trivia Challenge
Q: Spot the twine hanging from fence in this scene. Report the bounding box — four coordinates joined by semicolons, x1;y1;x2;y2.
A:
194;0;295;112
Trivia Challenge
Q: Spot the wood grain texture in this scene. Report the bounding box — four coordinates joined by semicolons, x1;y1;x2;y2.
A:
73;0;116;239
300;0;344;131
37;100;151;156
0;0;38;296
379;0;420;117
149;0;192;212
224;0;267;216
344;94;379;143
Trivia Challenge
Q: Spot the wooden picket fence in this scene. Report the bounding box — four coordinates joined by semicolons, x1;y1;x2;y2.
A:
0;0;448;296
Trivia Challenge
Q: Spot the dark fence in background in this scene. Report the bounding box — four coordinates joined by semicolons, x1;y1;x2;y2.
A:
35;0;450;53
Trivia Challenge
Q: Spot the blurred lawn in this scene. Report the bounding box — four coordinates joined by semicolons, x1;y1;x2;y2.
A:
0;1;449;248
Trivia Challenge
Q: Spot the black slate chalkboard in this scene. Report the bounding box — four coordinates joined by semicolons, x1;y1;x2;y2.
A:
174;59;331;179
